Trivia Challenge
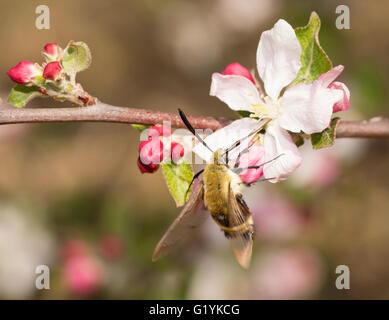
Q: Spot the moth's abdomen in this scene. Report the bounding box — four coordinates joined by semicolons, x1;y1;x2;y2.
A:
220;193;254;241
202;163;254;241
222;216;255;240
202;164;230;216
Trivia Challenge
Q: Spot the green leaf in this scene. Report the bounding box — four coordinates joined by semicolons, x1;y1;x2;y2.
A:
62;41;92;74
7;85;42;108
293;12;332;84
132;124;150;132
162;161;193;207
290;133;305;147
237;110;252;118
311;117;340;149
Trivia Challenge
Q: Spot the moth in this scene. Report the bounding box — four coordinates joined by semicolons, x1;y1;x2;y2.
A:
152;110;277;268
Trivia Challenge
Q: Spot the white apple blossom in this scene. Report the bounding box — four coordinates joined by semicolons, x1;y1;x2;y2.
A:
202;19;346;182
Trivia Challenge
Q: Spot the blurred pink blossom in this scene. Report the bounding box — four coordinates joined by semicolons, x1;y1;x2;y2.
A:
251;193;306;240
61;239;102;297
251;248;323;299
64;255;102;297
290;144;340;189
99;235;124;261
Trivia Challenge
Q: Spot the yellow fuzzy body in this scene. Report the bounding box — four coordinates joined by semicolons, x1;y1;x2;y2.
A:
202;163;231;217
202;150;243;229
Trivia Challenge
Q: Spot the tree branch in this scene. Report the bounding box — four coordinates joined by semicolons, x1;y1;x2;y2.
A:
0;100;388;138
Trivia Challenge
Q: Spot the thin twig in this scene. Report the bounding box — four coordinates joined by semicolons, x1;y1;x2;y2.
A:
0;100;388;138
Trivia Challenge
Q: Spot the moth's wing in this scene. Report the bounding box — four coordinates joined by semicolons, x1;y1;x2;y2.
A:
227;186;254;269
152;183;207;262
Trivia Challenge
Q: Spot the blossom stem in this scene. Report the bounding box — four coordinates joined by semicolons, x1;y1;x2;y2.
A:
0;100;388;138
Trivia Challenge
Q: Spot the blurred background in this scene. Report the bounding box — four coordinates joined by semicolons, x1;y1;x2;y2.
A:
0;0;388;299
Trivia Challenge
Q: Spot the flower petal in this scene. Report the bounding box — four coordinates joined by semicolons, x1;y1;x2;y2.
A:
257;19;302;99
193;117;262;163
263;123;302;182
317;65;344;87
236;143;265;184
316;65;350;112
210;73;260;112
279;80;343;134
329;81;350;112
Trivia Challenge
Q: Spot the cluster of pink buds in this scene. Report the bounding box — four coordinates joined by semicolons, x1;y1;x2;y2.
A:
6;41;94;107
7;43;63;86
137;124;185;174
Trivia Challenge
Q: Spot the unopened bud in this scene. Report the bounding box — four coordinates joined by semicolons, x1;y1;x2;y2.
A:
6;61;42;84
221;62;256;84
148;125;172;138
43;61;63;81
43;43;62;61
171;142;185;163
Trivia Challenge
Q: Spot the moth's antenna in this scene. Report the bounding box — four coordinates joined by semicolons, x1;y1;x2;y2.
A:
178;109;214;154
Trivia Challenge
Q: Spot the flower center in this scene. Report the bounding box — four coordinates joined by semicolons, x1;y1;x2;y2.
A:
250;96;280;120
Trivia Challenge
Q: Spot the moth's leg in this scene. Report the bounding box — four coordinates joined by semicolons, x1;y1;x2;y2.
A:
243;176;276;187
232;153;285;174
233;153;285;187
233;142;253;169
185;169;204;200
222;119;269;164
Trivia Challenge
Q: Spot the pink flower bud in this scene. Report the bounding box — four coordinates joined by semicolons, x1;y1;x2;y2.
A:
221;62;255;84
148;124;172;138
236;142;265;184
171;142;185;163
137;157;159;173
137;138;164;174
6;61;42;84
44;43;62;60
43;61;62;81
139;138;164;164
329;81;350;112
